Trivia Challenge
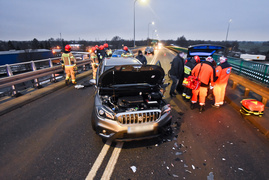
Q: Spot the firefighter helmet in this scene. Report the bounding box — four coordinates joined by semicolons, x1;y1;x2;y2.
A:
123;46;128;51
95;45;99;49
99;45;104;50
104;43;108;48
91;47;96;52
65;45;71;51
194;55;200;63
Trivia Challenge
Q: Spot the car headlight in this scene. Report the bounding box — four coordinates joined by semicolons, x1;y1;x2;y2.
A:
161;104;171;115
97;106;115;120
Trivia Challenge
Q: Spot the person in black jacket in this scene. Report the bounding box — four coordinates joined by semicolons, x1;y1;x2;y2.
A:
97;45;107;64
182;55;200;100
136;50;147;65
169;51;185;97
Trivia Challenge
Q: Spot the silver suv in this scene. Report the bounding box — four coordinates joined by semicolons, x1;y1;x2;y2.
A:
91;57;172;141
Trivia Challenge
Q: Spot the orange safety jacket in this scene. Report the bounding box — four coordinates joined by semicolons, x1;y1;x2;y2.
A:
215;61;232;84
61;52;76;66
191;61;216;86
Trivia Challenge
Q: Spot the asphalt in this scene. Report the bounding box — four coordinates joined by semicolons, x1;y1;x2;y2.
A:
0;68;268;139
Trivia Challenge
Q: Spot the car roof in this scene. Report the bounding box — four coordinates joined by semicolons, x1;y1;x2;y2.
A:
103;57;142;66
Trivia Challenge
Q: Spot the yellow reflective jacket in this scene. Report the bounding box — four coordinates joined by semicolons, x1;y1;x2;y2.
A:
61;52;76;66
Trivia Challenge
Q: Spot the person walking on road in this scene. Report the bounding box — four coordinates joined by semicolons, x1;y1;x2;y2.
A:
136;50;147;65
212;56;232;108
182;55;200;101
169;51;185;97
190;56;216;112
61;44;77;85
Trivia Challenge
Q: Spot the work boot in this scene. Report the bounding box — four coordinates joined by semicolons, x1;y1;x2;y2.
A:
72;81;77;85
190;103;195;110
211;104;220;108
65;79;69;85
199;105;205;113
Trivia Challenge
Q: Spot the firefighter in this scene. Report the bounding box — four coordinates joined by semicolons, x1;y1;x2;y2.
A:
190;56;216;112
90;46;99;80
121;46;133;57
182;55;200;101
169;51;185;97
61;44;77;85
212;56;232;108
136;50;147;65
104;43;112;57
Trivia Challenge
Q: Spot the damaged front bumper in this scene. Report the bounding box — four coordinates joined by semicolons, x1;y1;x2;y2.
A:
92;109;172;141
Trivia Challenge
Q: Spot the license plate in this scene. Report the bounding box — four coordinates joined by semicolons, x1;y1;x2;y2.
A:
127;124;154;134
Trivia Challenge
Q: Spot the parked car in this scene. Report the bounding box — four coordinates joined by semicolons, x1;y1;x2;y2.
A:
145;47;154;55
92;57;172;141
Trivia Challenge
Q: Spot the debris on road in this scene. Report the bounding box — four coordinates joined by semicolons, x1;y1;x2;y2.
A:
238;168;244;171
130;166;137;173
75;85;84;89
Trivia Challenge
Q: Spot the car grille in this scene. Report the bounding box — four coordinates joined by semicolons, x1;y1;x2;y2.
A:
116;110;161;125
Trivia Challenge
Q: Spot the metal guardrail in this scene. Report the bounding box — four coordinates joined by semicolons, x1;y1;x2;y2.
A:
166;46;188;53
0;57;91;97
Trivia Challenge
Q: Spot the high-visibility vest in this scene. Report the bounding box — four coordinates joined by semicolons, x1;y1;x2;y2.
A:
61;53;76;66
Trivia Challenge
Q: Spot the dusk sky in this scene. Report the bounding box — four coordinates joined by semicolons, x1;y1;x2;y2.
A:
1;0;268;42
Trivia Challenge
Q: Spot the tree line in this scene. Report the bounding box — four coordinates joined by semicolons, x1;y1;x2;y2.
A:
1;36;268;58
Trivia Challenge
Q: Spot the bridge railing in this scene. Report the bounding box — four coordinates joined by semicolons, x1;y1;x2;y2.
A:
0;56;91;97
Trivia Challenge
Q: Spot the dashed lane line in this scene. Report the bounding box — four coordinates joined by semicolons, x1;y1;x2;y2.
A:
149;50;160;65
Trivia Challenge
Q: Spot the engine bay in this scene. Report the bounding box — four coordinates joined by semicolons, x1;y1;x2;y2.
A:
100;91;165;113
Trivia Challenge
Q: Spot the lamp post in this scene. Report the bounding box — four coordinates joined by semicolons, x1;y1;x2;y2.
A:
134;0;147;47
225;19;232;42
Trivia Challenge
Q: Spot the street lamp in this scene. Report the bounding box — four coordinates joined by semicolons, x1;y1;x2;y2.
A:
134;0;147;47
225;19;232;42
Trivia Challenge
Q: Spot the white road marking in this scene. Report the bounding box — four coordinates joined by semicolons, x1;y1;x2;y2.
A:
85;139;112;180
101;142;124;180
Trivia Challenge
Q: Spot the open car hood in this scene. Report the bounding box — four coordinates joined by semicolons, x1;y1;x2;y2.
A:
98;65;165;87
187;44;225;57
